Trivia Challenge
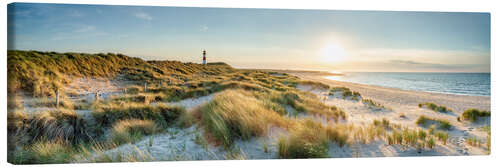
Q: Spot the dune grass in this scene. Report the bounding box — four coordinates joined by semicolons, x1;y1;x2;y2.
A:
8;50;234;97
298;80;330;90
466;136;481;147
92;103;186;127
8;140;76;164
266;90;346;121
328;86;361;100
7;110;29;132
418;102;452;113
363;98;390;111
110;119;158;145
278;119;349;159
416;115;452;130
461;108;490;123
19;109;90;144
199;89;289;147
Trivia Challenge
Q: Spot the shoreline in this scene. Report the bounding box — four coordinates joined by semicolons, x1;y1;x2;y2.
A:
279;70;490;112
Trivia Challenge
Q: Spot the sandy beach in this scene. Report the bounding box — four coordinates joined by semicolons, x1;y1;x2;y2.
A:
282;70;490;112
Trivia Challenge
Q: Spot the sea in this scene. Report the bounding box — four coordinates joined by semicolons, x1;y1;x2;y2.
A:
324;72;490;96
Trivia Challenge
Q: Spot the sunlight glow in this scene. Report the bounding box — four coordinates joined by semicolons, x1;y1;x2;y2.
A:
320;43;348;63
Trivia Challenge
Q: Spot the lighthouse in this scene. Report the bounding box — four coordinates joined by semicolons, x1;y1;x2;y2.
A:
202;50;207;65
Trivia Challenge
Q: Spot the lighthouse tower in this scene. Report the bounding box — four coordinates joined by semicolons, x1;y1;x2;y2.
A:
202;50;207;65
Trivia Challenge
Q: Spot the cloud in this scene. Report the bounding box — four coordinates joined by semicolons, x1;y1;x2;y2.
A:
134;12;152;21
200;26;209;32
74;25;96;33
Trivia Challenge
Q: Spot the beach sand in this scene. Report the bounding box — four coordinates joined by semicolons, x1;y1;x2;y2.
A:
283;70;490;112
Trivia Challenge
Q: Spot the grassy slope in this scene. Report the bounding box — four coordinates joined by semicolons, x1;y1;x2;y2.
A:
7;50;234;97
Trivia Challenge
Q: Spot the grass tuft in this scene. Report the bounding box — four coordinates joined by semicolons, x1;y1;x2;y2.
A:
110;119;158;145
418;102;452;113
416;115;452;130
461;108;490;123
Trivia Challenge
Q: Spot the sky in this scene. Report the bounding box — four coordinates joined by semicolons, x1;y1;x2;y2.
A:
7;3;491;72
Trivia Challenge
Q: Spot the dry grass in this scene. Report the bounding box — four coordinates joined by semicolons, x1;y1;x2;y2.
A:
278;119;349;158
110;119;158;145
20;109;90;144
199;89;289;147
92;103;186;127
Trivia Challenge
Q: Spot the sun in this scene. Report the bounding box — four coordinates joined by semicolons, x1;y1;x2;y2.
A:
320;43;347;63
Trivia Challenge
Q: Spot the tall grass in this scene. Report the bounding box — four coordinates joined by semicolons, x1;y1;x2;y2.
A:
20;109;90;144
199;89;288;147
278;119;349;159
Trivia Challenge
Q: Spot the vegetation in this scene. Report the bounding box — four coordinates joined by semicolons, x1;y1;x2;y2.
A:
92;103;186;127
418;102;452;113
8;50;491;163
363;98;390;111
8;50;234;97
110;119;158;145
466;136;481;147
18;110;91;144
198;89;289;147
461;108;490;123
416;115;452;130
328;86;361;100
278;119;348;158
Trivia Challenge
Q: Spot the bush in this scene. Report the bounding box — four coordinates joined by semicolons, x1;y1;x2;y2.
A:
461;108;490;123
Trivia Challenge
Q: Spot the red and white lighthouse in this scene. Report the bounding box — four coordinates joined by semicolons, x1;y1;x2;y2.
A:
202;50;207;65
